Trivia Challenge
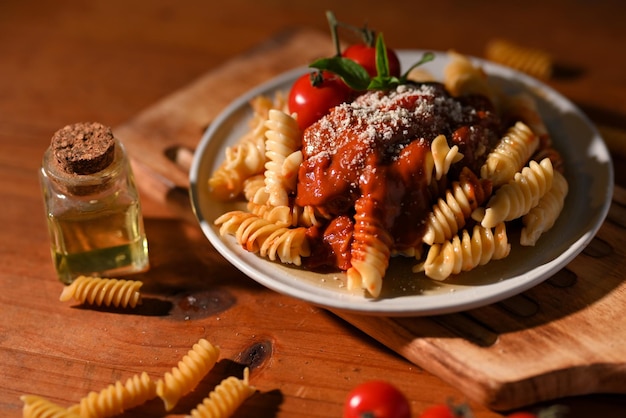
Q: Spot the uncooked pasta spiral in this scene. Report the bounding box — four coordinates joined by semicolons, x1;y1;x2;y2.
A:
214;211;310;265
422;167;491;245
521;170;568;246
347;195;393;297
480;121;539;187
67;372;156;418
59;276;143;308
416;223;511;281
187;368;256;418
263;109;302;206
480;158;554;228
485;38;553;80
156;338;220;412
21;395;81;418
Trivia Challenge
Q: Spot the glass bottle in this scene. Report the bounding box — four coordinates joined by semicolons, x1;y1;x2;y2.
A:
40;122;149;284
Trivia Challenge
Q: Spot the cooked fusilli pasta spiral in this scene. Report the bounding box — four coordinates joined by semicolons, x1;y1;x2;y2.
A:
416;223;511;281
485;38;553;80
187;368;256;418
347;195;393;297
444;51;493;100
21;395;81;418
422;168;491;245
521;170;568;246
480;121;539;187
479;158;554;228
215;210;311;265
156;338;220;412
67;372;157;418
263;109;302;206
59;276;143;308
501;92;551;148
428;134;463;182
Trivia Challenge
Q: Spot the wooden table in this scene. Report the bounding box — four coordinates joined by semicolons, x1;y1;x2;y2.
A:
2;1;626;417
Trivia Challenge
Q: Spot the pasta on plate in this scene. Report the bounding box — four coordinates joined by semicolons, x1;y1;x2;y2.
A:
208;51;569;298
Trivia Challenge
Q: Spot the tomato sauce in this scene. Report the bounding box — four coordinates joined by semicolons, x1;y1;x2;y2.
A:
296;82;502;269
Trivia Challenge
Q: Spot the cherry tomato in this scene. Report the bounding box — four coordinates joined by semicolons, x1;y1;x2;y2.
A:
342;43;401;78
343;380;411;418
418;403;472;418
288;71;352;130
507;413;537;418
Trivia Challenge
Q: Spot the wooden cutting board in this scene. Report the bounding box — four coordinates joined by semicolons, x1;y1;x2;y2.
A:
115;29;626;410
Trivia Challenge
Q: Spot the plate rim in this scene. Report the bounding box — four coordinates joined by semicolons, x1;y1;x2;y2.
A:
189;49;614;316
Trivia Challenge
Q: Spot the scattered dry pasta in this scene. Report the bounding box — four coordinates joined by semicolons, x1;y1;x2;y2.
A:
485;38;553;80
67;372;156;418
187;368;256;418
21;395;81;418
59;276;143;308
156;338;221;411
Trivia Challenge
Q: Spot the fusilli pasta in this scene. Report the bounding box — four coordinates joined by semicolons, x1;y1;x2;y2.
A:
444;51;493;100
68;372;156;418
428;134;463;182
156;338;220;412
480;121;539;187
485;38;553;80
263;109;302;206
187;368;256;418
21;395;81;418
59;276;143;308
479;158;554;228
416;223;511;281
214;211;310;265
521;170;568;246
347;195;393;297
422;167;491;245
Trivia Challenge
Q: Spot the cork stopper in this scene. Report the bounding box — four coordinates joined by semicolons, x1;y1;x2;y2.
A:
51;122;115;175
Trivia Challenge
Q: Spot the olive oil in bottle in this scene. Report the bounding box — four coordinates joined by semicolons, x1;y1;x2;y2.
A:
40;122;149;284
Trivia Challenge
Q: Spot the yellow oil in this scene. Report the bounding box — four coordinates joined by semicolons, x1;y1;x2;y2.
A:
48;202;149;284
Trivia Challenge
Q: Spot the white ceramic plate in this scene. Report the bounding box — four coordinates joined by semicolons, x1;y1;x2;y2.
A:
189;50;614;316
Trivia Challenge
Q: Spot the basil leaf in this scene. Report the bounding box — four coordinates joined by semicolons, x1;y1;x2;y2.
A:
309;56;371;91
401;52;436;81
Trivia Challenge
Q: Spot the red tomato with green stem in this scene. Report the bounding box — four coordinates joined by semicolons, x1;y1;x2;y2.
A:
288;70;352;130
343;380;411;418
343;43;401;78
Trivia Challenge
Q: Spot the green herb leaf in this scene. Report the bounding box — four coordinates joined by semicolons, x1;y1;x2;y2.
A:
375;33;390;79
309;56;371;91
400;52;436;81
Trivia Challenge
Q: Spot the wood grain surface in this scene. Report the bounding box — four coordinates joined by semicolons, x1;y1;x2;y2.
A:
2;2;626;417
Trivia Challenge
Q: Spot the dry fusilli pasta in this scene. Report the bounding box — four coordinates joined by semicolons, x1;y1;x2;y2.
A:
67;372;156;418
485;38;553;80
21;395;81;418
156;338;220;411
187;368;256;418
521;170;568;246
416;223;511;281
479;158;554;228
59;276;143;308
